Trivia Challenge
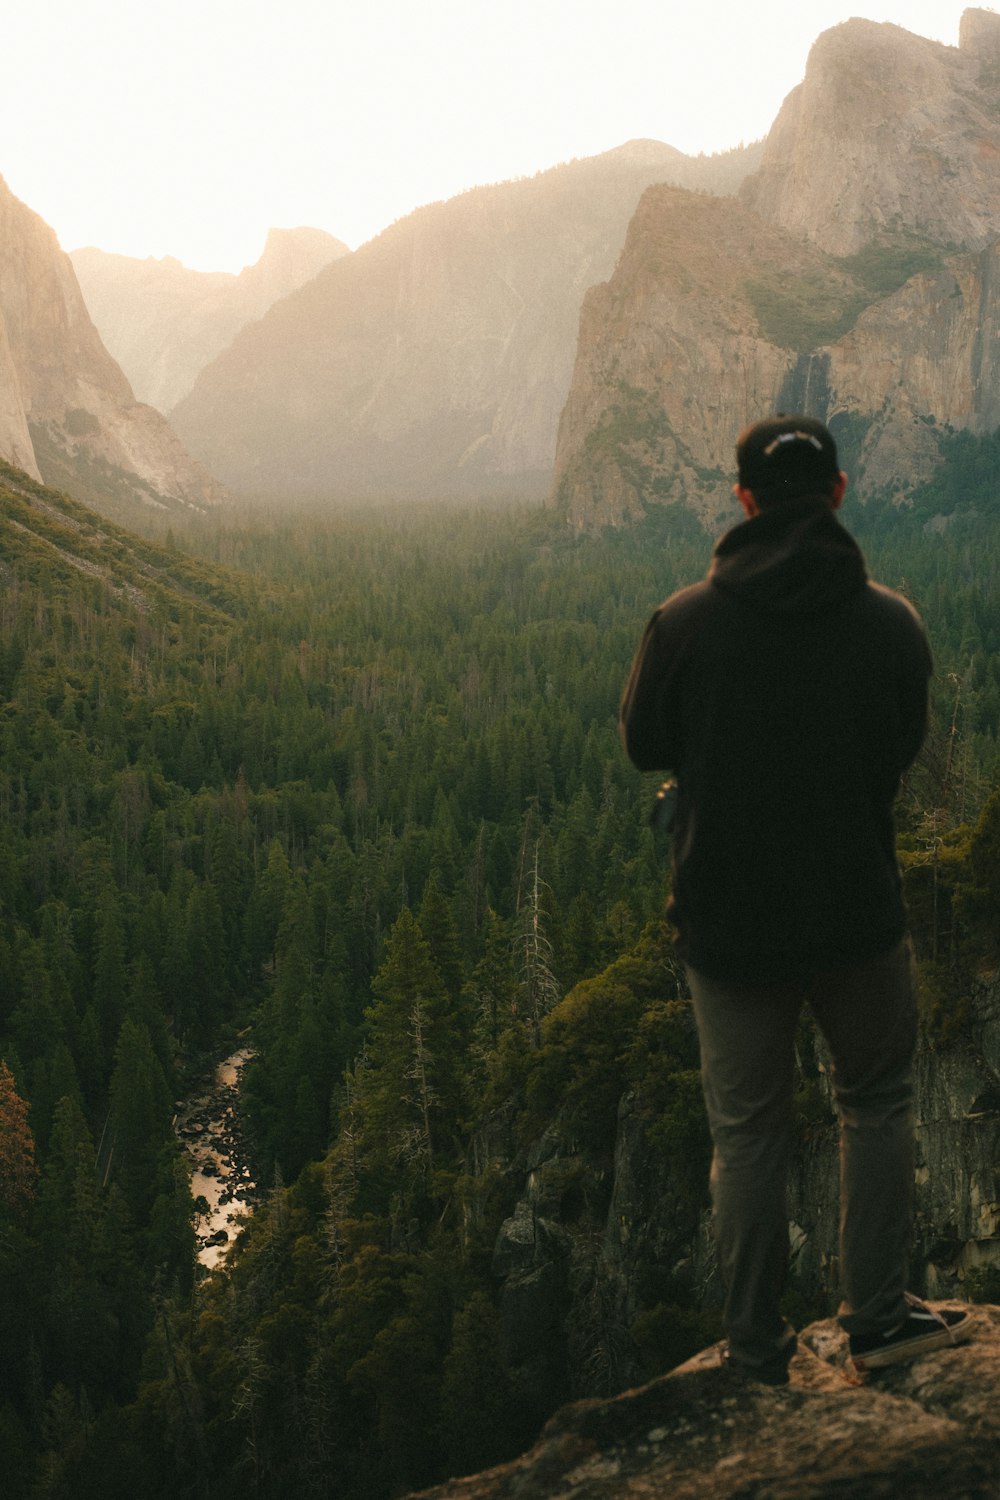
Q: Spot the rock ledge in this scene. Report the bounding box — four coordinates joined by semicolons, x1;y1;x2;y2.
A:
413;1304;999;1499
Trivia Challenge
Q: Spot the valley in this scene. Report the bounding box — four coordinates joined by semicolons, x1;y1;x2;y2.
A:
3;8;1000;1496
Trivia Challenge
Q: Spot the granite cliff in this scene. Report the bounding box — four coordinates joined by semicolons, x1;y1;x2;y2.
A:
168;140;761;503
71;227;348;412
740;8;1000;257
550;184;863;529
553;8;1000;528
0;175;227;518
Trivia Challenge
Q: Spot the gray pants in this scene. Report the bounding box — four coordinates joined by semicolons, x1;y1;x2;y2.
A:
686;939;917;1370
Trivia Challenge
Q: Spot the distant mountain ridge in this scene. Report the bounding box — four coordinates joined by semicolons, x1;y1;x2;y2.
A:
12;9;1000;523
167;140;762;502
165;10;1000;517
71;227;349;412
0;174;228;519
553;6;1000;527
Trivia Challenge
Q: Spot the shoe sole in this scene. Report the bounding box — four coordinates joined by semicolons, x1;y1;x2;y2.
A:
852;1316;973;1372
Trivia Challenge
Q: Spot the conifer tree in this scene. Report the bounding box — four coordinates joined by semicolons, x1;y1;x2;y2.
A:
356;909;462;1192
516;846;560;1043
245;837;293;976
107;1016;174;1226
470;908;516;1051
440;1291;524;1476
182;880;228;1041
417;875;464;1006
36;1095;120;1395
92;889;127;1059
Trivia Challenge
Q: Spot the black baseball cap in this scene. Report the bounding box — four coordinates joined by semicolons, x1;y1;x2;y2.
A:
736;414;840;503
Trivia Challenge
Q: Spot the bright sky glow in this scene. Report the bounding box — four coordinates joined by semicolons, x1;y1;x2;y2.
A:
0;1;982;272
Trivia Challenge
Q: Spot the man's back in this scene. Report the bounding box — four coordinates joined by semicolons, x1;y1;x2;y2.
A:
621;493;932;981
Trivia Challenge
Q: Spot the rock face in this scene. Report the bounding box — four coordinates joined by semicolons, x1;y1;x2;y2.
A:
552;9;1000;528
552;185;1000;526
819;240;1000;498
71;227;349;412
410;1305;999;1500
549;185;852;528
168;140;761;503
0;175;228;517
740;9;1000;257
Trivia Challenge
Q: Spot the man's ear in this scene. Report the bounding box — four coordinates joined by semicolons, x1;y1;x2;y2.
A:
831;471;847;510
733;483;759;518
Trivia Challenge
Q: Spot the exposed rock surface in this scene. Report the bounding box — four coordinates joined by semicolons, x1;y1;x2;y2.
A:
168;140;761;503
553;9;1000;528
0;175;228;517
740;9;1000;256
550;185;843;528
551;188;1000;525
71;227;348;412
410;1305;997;1499
481;971;1000;1428
817;239;1000;499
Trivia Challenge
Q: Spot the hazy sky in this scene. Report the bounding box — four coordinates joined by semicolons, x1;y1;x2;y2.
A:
0;1;982;272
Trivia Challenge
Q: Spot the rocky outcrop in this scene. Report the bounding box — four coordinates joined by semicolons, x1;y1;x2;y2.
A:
0;175;228;517
483;972;1000;1423
550;185;865;528
552;198;1000;526
740;9;1000;256
72;227;349;412
411;1305;998;1499
168;140;761;503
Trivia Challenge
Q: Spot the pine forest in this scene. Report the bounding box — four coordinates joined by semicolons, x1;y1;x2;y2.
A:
3;435;1000;1497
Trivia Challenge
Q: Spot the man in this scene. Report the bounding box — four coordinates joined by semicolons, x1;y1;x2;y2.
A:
620;414;969;1383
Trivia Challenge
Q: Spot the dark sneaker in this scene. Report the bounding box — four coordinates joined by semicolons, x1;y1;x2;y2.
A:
722;1339;795;1387
850;1297;972;1372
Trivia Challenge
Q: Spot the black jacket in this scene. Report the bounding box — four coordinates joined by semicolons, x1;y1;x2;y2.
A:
620;496;933;982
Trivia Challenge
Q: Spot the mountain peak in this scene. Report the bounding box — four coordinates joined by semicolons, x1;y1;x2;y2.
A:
168;142;762;503
960;6;1000;55
0;176;226;516
72;227;349;413
738;13;1000;256
597;138;687;166
259;225;349;258
241;226;350;290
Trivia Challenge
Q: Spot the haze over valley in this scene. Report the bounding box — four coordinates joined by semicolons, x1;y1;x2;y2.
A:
3;11;1000;522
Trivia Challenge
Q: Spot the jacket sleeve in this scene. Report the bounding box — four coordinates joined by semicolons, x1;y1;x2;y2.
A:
619;591;697;772
620;582;707;768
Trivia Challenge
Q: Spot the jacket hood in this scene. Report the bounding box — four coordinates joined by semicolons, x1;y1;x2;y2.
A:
708;494;867;615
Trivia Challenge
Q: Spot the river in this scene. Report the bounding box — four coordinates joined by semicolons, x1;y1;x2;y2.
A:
174;1044;257;1270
